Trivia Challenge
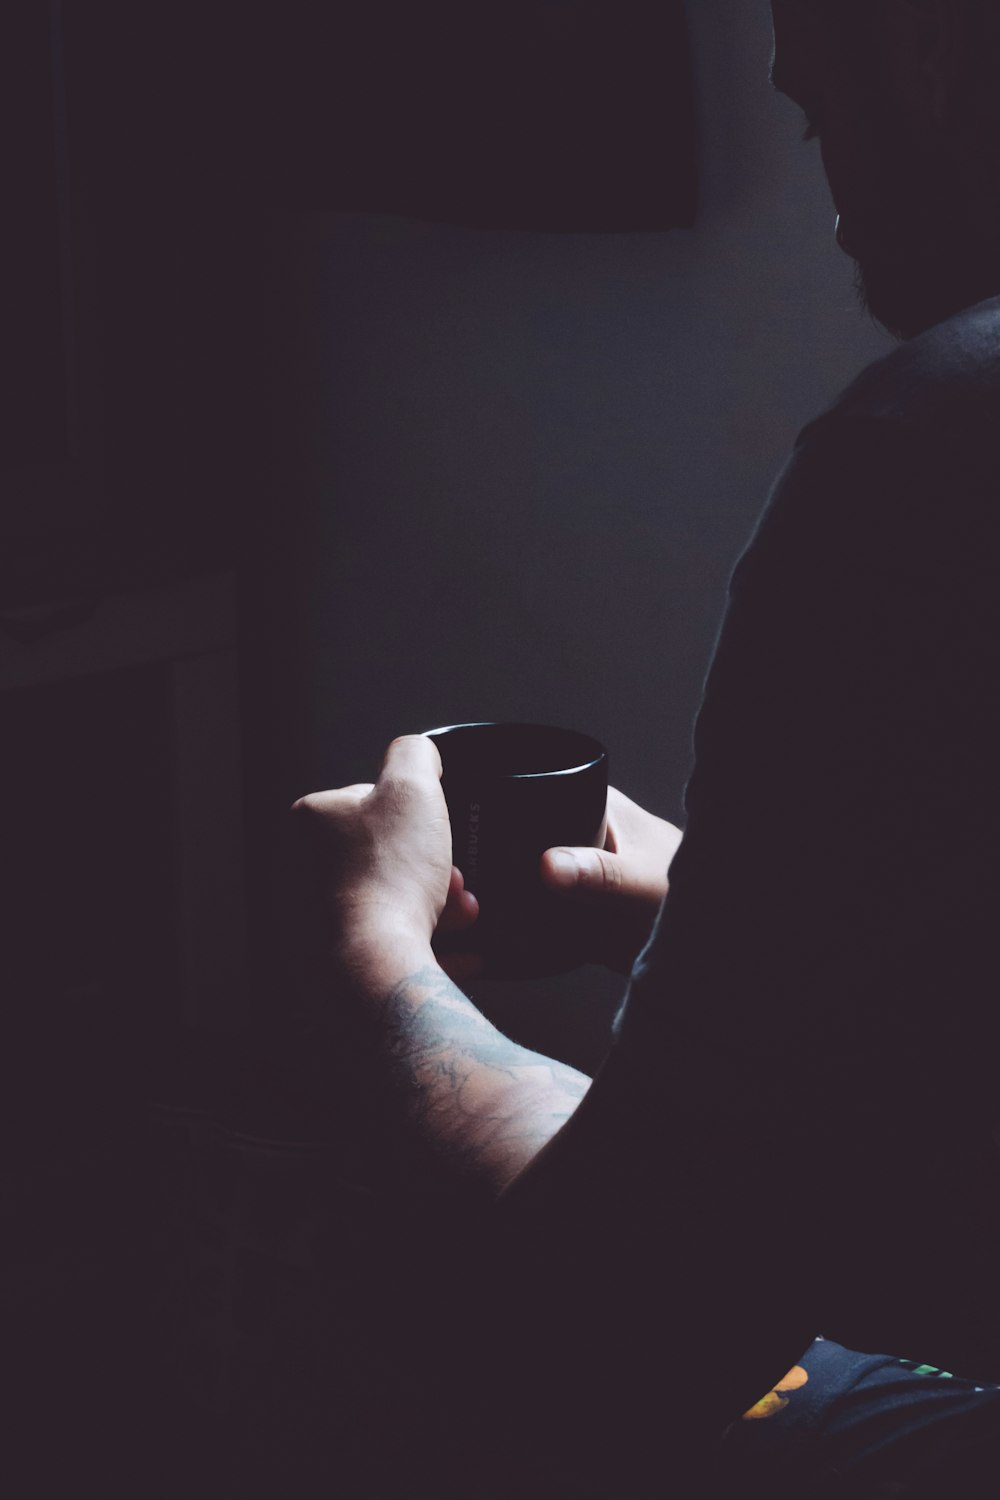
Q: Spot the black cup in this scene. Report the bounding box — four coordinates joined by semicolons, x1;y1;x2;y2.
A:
424;722;609;978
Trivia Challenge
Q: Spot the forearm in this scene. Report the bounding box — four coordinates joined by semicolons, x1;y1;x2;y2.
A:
334;930;591;1195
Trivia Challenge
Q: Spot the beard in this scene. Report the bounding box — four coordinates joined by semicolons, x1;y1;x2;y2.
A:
830;81;1000;339
851;254;942;342
853;239;1000;342
843;127;1000;340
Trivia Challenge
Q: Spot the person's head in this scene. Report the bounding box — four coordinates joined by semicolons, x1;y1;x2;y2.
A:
771;0;1000;338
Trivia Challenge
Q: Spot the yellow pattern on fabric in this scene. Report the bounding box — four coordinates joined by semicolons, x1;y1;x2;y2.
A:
741;1363;810;1421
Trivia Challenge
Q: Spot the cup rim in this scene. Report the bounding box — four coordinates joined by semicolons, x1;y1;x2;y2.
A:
423;721;607;781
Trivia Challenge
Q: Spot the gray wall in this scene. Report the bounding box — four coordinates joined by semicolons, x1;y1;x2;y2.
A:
268;0;888;1063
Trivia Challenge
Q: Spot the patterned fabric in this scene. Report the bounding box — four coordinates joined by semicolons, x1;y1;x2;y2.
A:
713;1337;1000;1497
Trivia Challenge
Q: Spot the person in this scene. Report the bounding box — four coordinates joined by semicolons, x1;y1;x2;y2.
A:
290;2;1000;1494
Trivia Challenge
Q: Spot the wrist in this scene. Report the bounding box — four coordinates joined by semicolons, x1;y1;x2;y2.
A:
332;918;437;987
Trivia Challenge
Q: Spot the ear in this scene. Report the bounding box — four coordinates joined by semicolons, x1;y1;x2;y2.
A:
877;0;972;129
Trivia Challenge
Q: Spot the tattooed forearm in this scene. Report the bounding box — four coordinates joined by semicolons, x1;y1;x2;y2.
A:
374;965;591;1193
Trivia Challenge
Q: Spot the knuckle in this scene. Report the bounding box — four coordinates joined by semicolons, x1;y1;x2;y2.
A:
376;773;413;810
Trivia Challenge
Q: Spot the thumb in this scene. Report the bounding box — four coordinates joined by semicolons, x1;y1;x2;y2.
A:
541;846;625;898
380;734;443;782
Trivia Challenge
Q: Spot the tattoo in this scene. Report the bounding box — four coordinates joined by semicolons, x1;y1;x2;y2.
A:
375;965;591;1192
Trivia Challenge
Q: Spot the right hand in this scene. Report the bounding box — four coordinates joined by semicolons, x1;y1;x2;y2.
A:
434;787;682;981
539;787;683;974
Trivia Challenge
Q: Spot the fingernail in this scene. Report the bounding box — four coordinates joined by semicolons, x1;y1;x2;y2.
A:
548;850;579;885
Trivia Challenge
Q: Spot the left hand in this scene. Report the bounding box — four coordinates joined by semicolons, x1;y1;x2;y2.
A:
290;734;479;955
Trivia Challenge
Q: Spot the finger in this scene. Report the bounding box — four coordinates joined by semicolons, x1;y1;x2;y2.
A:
289;784;374;816
436;867;481;934
602;787;653;853
540;846;625;897
603;787;628;852
380;734;443;783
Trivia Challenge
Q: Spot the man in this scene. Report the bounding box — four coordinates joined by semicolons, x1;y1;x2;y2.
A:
292;2;1000;1494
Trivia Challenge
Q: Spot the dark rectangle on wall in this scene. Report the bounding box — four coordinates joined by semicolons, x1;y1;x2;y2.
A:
3;1;696;600
280;0;699;231
73;2;697;231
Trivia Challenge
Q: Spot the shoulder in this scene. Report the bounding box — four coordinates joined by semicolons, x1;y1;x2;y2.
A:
814;295;1000;433
749;298;1000;584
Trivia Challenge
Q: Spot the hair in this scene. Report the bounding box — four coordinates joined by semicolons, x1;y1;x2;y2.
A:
824;0;1000;135
830;0;1000;53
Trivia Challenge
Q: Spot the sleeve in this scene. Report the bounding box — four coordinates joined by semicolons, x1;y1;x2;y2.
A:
614;406;1000;1351
620;408;1000;1090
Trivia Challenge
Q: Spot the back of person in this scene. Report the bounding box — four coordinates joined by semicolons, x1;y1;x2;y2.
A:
618;292;1000;1387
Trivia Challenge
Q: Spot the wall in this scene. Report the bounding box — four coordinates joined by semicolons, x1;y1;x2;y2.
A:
261;0;889;1064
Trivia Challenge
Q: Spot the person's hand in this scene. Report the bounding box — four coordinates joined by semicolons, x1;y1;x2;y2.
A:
540;788;682;973
434;786;682;982
291;735;479;957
